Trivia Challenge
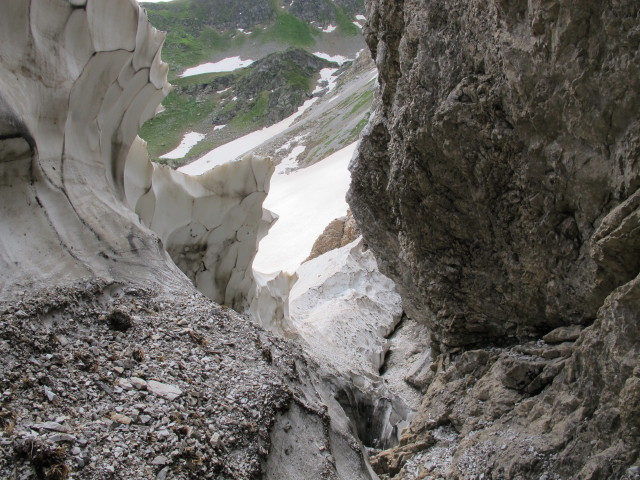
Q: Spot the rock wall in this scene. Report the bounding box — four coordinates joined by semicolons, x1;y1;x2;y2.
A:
349;0;640;477
350;0;640;350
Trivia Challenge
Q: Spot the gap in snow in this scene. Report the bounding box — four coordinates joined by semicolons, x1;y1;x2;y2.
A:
180;56;254;77
160;132;205;159
178;98;318;175
253;142;357;274
313;52;352;66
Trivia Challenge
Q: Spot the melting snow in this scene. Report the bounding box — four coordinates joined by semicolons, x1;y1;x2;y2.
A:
353;21;363;29
277;145;307;173
213;125;226;131
356;14;366;21
160;132;205;159
253;142;357;274
180;57;254;77
313;52;352;66
322;25;337;33
313;68;339;94
178;98;318;175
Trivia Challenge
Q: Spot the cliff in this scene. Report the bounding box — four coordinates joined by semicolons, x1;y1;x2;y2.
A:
349;0;640;478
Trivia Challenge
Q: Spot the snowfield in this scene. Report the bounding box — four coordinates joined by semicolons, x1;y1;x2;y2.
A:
178;98;318;175
159;132;205;159
253;142;357;274
180;56;254;77
312;52;352;65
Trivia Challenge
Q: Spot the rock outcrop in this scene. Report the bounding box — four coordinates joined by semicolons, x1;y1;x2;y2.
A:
305;210;360;262
349;0;640;478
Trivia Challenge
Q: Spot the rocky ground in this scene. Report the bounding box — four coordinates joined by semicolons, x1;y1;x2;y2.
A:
0;281;372;480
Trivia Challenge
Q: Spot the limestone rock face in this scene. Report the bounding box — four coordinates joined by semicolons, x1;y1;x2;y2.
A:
349;0;640;350
349;0;640;477
305;210;360;262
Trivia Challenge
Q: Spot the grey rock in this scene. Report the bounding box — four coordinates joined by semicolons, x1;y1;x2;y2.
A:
156;466;169;480
349;0;640;477
147;380;182;401
31;422;68;433
542;325;583;344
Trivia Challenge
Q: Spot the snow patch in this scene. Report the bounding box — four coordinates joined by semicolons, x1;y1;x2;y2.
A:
160;132;205;160
213;125;226;131
313;68;339;95
253;142;357;274
180;57;254;77
353;21;363;29
356;14;367;21
179;98;318;175
277;145;306;173
312;52;352;66
322;25;337;33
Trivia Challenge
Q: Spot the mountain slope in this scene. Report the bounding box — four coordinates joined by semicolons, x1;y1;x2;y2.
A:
143;0;365;77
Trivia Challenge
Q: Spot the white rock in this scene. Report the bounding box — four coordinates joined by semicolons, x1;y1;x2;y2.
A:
147;380;182;400
130;377;148;390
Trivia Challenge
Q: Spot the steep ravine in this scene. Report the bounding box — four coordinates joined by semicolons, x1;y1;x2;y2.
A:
349;0;640;478
0;2;380;479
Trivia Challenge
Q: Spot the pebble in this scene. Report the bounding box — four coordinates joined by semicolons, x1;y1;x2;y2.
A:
147;380;182;400
130;377;148;390
151;455;169;465
157;466;169;480
50;434;77;443
32;421;68;432
110;413;133;425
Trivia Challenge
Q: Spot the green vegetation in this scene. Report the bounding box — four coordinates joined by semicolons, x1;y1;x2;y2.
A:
232;90;270;127
335;5;360;36
139;87;216;160
260;11;317;47
348;89;373;116
350;115;370;138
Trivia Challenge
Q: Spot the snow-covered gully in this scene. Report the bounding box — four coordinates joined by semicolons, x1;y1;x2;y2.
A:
171;71;430;458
